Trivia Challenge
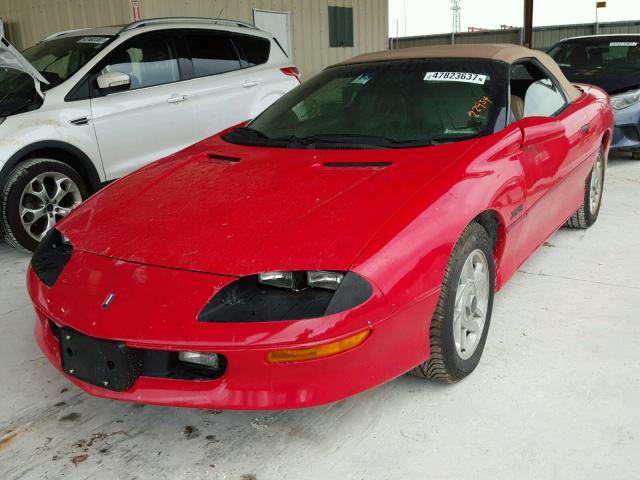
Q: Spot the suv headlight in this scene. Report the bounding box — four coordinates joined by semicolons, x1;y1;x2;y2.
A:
198;271;372;322
31;229;73;287
611;88;640;110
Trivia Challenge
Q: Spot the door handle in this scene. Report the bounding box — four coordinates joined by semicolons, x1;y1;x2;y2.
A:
167;94;189;104
580;123;590;133
241;80;259;88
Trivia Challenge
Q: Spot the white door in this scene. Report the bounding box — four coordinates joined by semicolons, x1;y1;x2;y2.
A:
253;9;291;56
90;32;199;179
180;31;256;140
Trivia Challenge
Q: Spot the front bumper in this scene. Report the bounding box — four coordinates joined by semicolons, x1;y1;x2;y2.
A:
29;251;436;410
611;102;640;151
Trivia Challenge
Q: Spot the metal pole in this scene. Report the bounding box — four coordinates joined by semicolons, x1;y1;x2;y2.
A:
404;0;407;38
595;5;599;35
523;0;534;48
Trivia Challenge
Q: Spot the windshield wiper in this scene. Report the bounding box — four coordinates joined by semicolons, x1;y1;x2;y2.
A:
272;134;434;149
231;126;270;139
428;134;478;145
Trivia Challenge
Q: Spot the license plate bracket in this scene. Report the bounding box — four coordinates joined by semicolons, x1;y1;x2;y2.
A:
58;327;142;392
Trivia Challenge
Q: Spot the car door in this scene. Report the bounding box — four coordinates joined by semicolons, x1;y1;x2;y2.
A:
178;30;254;141
90;32;199;180
512;60;590;257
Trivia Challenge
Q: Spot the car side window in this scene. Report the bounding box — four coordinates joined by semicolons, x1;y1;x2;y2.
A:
233;35;271;68
509;61;568;121
101;35;180;90
184;33;241;78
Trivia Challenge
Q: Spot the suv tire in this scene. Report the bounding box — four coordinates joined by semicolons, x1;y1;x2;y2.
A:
2;159;87;252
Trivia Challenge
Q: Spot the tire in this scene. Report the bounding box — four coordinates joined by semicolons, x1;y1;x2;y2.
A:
564;146;605;229
1;159;88;252
410;222;495;383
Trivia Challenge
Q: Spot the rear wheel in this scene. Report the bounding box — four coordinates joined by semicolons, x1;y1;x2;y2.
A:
564;147;605;229
410;222;495;383
1;159;87;252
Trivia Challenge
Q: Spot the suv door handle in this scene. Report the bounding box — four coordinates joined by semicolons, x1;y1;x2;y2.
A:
580;123;590;133
167;94;189;104
241;80;259;88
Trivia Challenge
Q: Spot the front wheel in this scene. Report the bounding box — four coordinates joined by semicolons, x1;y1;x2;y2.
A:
1;159;87;252
564;146;605;229
410;222;495;383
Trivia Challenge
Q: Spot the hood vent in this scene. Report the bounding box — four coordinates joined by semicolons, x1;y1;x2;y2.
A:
207;153;241;163
323;161;392;168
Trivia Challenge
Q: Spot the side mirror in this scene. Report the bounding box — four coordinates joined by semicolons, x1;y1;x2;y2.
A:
518;116;565;147
96;72;131;92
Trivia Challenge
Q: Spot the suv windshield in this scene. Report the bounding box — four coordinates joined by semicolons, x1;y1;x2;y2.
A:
549;38;640;71
224;59;508;149
22;35;113;88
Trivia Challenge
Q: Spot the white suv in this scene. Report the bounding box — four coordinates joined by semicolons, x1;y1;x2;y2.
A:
0;17;300;251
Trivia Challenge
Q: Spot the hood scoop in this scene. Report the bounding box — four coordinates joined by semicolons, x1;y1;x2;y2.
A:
323;161;392;168
207;153;241;163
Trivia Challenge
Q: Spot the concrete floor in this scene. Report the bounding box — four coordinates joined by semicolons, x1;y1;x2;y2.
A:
1;152;639;480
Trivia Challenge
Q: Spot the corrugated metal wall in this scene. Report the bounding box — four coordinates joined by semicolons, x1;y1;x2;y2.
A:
0;0;388;79
137;0;388;78
1;0;132;50
391;20;640;51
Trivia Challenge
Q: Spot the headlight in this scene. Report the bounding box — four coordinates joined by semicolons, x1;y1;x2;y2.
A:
31;228;73;287
198;271;372;322
257;270;344;291
611;88;640;110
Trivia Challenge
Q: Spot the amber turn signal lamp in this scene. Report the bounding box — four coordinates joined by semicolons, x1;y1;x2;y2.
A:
266;329;371;364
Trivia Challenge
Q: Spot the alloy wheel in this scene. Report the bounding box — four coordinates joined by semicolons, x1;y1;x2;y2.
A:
19;172;82;242
453;249;490;360
589;152;604;216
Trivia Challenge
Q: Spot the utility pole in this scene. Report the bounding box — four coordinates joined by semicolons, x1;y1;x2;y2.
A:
595;2;607;35
523;0;533;48
451;0;462;45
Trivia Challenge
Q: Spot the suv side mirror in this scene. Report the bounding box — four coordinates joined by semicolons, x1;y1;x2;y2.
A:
96;72;131;92
518;116;565;147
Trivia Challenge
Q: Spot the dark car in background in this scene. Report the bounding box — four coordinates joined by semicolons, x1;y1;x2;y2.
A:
549;35;640;159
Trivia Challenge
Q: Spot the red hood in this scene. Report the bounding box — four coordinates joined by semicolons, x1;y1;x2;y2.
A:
59;136;477;276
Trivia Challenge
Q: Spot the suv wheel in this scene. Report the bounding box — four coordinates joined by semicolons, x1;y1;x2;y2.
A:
1;159;87;252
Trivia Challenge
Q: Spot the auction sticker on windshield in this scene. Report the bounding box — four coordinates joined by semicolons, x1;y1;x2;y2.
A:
77;36;110;44
424;72;487;84
609;42;638;47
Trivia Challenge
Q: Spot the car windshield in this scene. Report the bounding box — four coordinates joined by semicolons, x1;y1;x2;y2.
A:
549;38;640;71
224;59;508;149
22;35;113;88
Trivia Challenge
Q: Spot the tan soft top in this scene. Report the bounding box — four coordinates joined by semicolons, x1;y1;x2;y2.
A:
338;44;581;102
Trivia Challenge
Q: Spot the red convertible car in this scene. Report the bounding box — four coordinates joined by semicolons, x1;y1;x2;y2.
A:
28;44;613;409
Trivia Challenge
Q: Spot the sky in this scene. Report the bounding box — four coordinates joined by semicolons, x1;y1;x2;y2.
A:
388;0;639;37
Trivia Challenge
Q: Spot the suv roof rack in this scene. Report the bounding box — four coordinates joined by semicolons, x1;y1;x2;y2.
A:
43;28;90;41
119;17;258;33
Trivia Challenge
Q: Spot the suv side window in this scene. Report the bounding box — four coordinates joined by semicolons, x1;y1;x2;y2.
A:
510;60;568;120
233;35;271;68
184;33;241;78
101;35;180;90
